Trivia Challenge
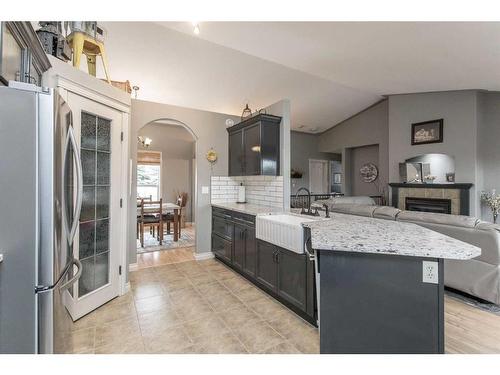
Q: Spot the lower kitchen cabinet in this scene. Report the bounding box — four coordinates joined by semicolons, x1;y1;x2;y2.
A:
277;249;308;313
233;224;246;270
256;240;279;291
212;233;232;264
211;207;317;325
242;223;256;277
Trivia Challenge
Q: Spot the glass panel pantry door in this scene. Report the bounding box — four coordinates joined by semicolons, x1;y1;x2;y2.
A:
63;93;123;320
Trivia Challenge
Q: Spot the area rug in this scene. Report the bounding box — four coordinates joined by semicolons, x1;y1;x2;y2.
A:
137;225;196;254
445;289;500;316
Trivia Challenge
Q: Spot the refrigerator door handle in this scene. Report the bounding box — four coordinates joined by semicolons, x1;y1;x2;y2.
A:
62;124;83;244
59;258;82;291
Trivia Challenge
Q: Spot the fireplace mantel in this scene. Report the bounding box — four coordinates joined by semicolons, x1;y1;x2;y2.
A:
389;183;473;215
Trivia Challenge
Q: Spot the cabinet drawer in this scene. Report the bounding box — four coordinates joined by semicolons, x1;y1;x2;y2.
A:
212;234;232;263
212;214;233;240
212;207;232;219
233;211;255;225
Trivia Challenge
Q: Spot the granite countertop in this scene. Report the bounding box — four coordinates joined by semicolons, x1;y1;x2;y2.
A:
211;202;284;216
302;213;481;260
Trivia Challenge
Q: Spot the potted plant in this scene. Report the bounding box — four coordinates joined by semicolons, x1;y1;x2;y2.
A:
481;189;500;224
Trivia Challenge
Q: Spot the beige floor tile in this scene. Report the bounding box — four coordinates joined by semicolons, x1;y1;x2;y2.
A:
160;278;193;293
168;287;205;306
154;269;186;283
183;314;231;340
212;269;239;281
138;307;184;337
287;326;320;354
132;281;165;301
173;299;215;323
129;268;158;284
220;275;252;293
134;294;172;315
245;296;287;319
234;321;285;353
191;332;248;354
94;299;137;325
66;327;95;354
95;338;146;354
261;341;302;354
189;272;217;286
233;285;269;303
194;281;226;297
206;291;245;312
95;317;142;348
143;325;194;354
267;309;316;339
217;305;262;330
71;311;98;331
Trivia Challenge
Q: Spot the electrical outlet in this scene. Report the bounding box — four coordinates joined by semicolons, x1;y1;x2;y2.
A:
422;261;439;284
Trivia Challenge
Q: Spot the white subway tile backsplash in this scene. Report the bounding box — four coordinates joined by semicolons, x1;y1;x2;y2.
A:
210;175;284;207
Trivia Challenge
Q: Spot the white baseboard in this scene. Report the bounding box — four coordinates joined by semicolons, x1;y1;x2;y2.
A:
194;252;215;261
129;263;138;272
124;282;131;294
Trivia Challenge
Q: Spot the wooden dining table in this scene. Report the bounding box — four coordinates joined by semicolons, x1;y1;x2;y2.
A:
137;202;181;242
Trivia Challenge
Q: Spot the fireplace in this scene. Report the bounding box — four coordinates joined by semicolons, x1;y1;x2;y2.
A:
389;183;473;216
405;197;451;214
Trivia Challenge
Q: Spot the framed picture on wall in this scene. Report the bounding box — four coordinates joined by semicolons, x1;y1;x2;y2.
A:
333;173;342;184
411;119;443;145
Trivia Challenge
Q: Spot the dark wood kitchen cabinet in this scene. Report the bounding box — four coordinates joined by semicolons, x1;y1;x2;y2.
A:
211;207;316;325
227;114;281;176
256;240;279;291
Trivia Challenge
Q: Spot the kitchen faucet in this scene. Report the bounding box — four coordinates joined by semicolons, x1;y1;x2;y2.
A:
295;187;319;216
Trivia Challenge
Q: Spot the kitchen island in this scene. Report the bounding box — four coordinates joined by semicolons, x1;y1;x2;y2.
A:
303;213;481;354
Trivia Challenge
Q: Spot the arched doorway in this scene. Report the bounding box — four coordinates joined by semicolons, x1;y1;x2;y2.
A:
134;118;198;265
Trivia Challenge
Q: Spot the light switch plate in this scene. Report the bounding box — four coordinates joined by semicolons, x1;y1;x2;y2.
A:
422;261;439;284
201;186;210;194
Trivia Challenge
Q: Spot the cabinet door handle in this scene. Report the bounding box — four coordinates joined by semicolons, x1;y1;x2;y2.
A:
276;251;280;263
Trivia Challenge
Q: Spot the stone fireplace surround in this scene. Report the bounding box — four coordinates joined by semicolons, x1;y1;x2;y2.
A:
388;183;473;216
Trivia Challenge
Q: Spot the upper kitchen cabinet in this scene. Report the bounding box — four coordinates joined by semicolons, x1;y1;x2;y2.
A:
0;22;51;86
227;114;281;176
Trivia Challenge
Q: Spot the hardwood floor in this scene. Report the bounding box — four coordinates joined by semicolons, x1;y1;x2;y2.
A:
445;296;500;353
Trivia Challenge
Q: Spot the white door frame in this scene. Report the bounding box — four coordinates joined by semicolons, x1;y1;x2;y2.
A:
309;159;330;194
49;68;131;305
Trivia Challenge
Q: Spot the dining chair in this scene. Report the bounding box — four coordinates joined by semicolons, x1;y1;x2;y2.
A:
163;193;187;238
138;198;163;247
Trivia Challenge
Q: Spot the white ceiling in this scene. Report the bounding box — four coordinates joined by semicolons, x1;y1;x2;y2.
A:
99;22;500;133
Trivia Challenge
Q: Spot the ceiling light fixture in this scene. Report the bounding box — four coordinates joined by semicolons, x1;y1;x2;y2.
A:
137;136;152;148
193;23;200;35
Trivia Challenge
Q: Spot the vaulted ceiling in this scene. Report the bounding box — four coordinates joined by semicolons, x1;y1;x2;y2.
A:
100;22;500;133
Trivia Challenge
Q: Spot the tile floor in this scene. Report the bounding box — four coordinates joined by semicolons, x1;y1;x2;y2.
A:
68;250;500;354
67;256;318;354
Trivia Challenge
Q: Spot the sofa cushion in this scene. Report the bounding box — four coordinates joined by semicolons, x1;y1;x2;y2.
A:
476;221;500;232
329;204;353;215
397;211;479;228
347;204;377;217
373;206;401;220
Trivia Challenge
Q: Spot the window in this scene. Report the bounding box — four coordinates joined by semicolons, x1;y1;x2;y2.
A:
137;151;161;200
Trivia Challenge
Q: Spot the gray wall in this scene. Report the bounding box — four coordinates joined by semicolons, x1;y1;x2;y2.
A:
388;91;479;215
477;92;500;221
349;144;380;196
290;131;340;194
138;123;195;221
318;100;389;199
129;99;239;265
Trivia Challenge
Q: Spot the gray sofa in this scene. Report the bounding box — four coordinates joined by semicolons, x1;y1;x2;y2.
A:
323;203;500;305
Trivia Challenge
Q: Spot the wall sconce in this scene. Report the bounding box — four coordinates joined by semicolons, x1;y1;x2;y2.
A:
138;136;152;148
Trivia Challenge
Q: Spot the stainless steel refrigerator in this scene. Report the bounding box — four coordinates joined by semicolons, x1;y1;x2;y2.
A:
0;82;83;353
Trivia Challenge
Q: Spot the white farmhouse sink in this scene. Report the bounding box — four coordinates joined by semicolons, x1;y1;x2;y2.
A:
256;214;317;254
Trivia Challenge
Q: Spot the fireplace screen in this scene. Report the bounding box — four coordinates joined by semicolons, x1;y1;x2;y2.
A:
405;197;451;214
